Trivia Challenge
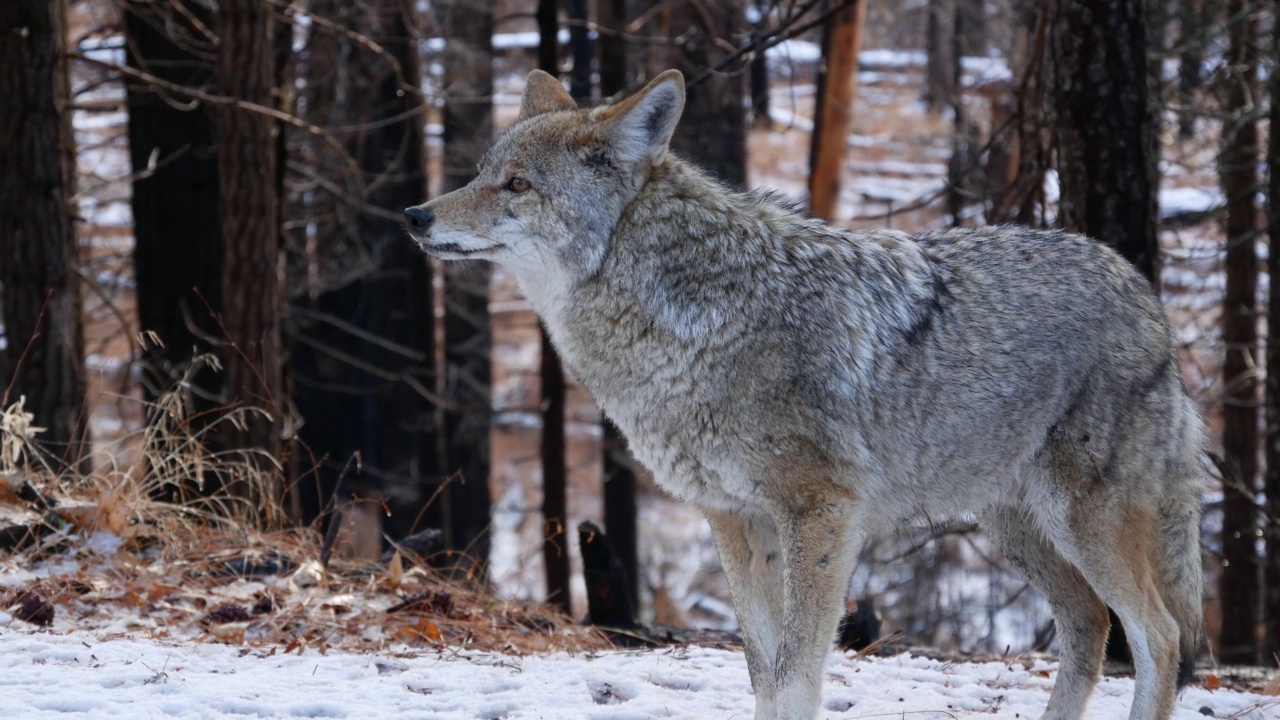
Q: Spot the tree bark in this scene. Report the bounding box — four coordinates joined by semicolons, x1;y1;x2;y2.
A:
439;0;494;558
1050;0;1160;285
923;0;953;112
665;0;746;188
567;0;592;100
532;10;574;614
0;0;86;468
1264;0;1280;663
597;0;628;98
121;1;225;421
602;420;639;610
540;331;571;614
217;0;285;520
1217;0;1261;666
807;0;867;220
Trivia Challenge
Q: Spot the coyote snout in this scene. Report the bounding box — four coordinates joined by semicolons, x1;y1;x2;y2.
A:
405;69;1204;720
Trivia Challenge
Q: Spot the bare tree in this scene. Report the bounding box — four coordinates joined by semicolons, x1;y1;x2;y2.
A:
0;0;86;467
1050;0;1159;283
808;0;867;219
664;0;746;187
1217;0;1261;666
286;0;436;545
216;0;286;515
121;0;224;423
1265;0;1280;663
438;0;495;557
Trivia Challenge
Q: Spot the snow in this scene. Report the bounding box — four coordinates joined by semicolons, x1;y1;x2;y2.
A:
1;629;1273;719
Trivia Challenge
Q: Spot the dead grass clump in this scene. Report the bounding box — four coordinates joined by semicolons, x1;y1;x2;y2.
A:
0;369;613;657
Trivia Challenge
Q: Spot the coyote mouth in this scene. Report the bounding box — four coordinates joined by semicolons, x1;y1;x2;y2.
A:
424;242;504;257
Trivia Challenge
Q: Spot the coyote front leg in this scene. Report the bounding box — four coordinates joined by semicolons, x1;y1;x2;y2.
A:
772;502;862;720
706;509;785;719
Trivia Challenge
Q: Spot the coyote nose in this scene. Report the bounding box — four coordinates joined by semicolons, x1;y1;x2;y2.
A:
405;206;434;232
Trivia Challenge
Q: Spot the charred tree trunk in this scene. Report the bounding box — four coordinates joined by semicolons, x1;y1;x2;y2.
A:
439;0;494;560
1050;0;1159;285
1177;0;1205;139
217;0;285;520
540;331;571;613
923;0;953;113
121;1;225;423
602;420;638;610
287;0;435;548
1264;0;1280;662
593;0;640;610
597;0;628;98
567;0;592;100
808;0;867;220
534;7;574;614
666;0;746;188
1217;0;1261;666
0;0;85;467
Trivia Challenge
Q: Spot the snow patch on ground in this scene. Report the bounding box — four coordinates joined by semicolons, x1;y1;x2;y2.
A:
1;629;1274;719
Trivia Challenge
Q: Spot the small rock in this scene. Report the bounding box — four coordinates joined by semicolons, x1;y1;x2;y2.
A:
375;660;409;675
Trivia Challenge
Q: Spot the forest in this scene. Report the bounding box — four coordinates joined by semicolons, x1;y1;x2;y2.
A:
3;0;1280;709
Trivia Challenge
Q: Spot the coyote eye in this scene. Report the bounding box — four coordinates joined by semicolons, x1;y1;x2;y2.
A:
506;176;530;193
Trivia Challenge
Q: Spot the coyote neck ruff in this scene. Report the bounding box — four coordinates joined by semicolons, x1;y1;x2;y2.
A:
406;69;1205;720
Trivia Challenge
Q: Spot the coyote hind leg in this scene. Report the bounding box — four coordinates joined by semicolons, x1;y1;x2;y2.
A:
986;505;1108;720
705;508;785;720
1047;497;1182;720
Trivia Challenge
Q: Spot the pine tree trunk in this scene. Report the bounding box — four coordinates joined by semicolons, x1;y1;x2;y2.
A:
1217;0;1261;666
0;0;86;468
597;0;628;98
923;0;953;112
439;0;494;558
1050;0;1159;284
217;0;285;521
121;1;225;422
666;0;746;188
1264;0;1280;663
808;0;867;220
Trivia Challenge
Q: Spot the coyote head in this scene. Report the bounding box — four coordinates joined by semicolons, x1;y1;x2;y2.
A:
404;69;685;287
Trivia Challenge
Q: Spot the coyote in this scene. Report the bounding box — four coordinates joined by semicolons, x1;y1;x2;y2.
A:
405;70;1204;720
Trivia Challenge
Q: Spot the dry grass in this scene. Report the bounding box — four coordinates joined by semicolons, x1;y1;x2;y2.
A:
0;377;613;657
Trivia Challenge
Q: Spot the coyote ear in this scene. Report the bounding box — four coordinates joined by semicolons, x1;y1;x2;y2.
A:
596;70;685;166
519;70;577;121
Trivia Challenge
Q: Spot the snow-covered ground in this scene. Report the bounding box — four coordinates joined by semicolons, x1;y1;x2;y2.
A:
2;628;1274;719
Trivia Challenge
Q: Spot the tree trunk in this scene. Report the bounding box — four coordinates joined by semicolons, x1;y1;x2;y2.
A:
439;0;495;559
597;0;628;98
567;0;592;100
217;0;285;521
540;331;571;613
923;0;953;112
1050;0;1159;285
602;419;639;610
1217;0;1261;666
1264;0;1280;663
121;1;225;424
808;0;867;220
287;0;436;547
1176;0;1205;139
666;0;746;188
0;0;86;468
533;8;574;614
